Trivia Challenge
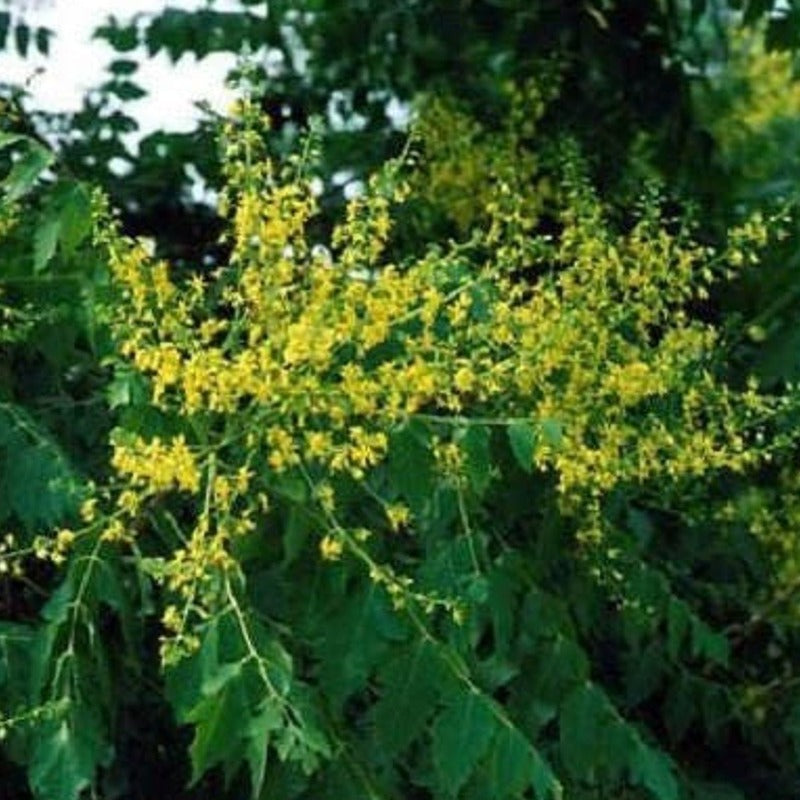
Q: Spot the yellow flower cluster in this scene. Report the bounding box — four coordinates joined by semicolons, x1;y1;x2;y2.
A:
82;90;789;657
411;77;555;233
111;434;201;495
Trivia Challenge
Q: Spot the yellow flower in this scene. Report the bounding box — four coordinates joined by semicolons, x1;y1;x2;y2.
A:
55;528;76;552
213;476;232;506
118;490;140;515
454;366;475;394
385;503;411;532
319;534;344;561
101;519;128;543
161;605;182;633
80;497;98;522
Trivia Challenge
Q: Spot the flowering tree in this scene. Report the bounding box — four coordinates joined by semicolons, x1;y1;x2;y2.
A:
1;74;800;798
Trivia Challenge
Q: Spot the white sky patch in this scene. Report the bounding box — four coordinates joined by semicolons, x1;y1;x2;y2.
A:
0;0;248;138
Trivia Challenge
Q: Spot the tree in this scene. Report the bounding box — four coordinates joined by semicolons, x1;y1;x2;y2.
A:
3;3;800;799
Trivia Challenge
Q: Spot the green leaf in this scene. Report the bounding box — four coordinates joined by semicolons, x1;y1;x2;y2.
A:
54;182;92;254
165;617;223;719
559;683;606;778
690;619;729;667
388;420;434;514
14;22;29;57
282;505;311;566
432;691;498;796
629;741;678;800
0;404;82;530
0;12;9;50
540;418;563;449
245;701;283;798
371;639;442;756
487;725;560;800
185;660;248;785
274;474;307;503
663;673;696;744
105;79;147;101
272;683;330;773
93;21;139;52
666;598;689;661
316;584;398;707
520;635;588;735
109;58;138;75
561;683;678;800
83;552;140;655
35;26;51;55
626;641;665;706
4;142;54;202
33;210;61;273
106;366;148;410
0;132;27;152
168;611;294;788
488;727;532;796
29;705;112;800
507;422;536;472
459;425;492;495
262;637;294;698
486;563;523;657
0;622;35;711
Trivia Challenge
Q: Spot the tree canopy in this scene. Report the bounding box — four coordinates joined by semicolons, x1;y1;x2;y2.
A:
3;2;800;799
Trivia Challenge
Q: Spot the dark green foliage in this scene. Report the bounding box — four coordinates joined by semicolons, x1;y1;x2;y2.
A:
0;404;80;531
0;10;51;59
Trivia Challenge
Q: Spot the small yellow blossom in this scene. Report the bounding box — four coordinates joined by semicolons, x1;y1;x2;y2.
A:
315;484;335;513
55;529;76;552
385;504;411;532
101;519;129;544
80;498;98;523
161;605;182;633
319;534;344;561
